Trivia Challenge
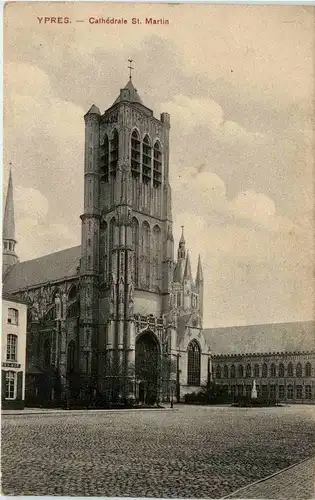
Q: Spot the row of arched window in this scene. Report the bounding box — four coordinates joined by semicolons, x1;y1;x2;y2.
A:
42;338;76;373
222;384;313;400
131;131;162;187
100;217;162;289
41;335;202;388
100;130;119;181
99;130;162;187
41;284;78;322
215;361;312;379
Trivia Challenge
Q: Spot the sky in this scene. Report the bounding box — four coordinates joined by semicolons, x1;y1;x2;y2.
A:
3;2;315;327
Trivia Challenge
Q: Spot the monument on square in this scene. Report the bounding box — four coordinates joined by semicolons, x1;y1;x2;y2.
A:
251;379;258;399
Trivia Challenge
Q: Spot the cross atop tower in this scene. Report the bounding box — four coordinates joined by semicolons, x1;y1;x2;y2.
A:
128;58;134;80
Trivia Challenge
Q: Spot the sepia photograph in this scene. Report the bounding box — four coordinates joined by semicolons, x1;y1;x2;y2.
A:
1;2;315;498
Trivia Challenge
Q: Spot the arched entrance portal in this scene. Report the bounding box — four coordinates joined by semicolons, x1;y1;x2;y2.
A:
135;331;160;405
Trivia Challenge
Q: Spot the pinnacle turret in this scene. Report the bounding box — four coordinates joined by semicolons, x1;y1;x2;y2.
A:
183;251;192;282
177;226;186;260
196;254;204;284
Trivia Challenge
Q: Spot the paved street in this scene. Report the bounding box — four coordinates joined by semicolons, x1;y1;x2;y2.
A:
2;405;315;498
226;455;315;499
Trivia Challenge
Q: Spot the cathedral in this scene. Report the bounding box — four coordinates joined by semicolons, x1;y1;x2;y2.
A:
3;76;210;406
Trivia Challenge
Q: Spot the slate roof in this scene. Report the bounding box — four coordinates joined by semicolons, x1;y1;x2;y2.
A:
3;246;81;292
113;80;144;106
85;104;101;116
203;321;315;355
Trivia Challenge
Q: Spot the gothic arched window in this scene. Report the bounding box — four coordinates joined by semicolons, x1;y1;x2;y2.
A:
296;362;302;378
153;141;162;188
238;364;244;378
287;362;293;377
131;130;140;178
187;340;201;386
245;364;251;378
262;363;268;378
305;362;312;377
100;134;109;182
68;285;77;301
278;363;284;377
152;225;161;288
141;221;150;288
223;365;229;378
142;135;152;184
67;341;76;374
110;129;119;177
131;217;139;286
231;364;236;378
43;339;51;367
270;363;276;377
216;365;221;379
254;364;260;378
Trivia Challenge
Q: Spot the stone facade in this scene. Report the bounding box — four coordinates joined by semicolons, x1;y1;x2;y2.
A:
3;79;210;406
2;295;28;409
212;351;315;402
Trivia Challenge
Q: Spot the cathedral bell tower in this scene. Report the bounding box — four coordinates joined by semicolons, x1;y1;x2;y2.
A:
81;64;174;403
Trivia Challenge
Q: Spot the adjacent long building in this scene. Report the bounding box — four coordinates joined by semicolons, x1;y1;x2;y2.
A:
205;321;315;403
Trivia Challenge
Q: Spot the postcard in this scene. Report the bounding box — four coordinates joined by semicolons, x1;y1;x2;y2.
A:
2;2;315;499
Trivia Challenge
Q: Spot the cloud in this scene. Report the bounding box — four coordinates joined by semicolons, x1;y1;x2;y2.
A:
3;3;314;326
14;186;79;261
173;167;305;235
161;95;263;145
172;167;314;326
15;186;49;221
162;96;223;134
4;62;84;243
5;62;84;143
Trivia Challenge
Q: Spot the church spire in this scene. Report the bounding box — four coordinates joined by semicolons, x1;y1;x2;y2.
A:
177;226;186;260
3;168;18;276
196;254;204;284
183;251;192;282
3;168;16;242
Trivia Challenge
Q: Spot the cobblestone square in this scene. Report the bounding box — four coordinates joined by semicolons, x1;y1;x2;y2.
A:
2;405;315;498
